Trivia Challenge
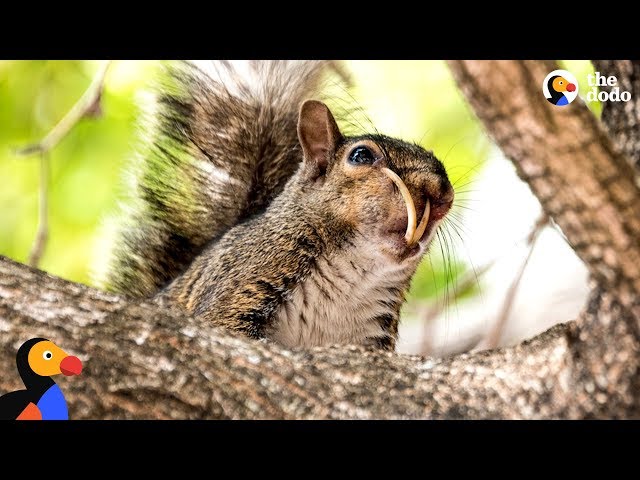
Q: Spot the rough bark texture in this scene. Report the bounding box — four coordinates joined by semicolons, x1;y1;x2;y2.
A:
592;60;640;174
1;256;637;419
1;60;639;418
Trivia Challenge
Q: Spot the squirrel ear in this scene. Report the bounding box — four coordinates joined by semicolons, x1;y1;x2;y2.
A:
297;100;343;177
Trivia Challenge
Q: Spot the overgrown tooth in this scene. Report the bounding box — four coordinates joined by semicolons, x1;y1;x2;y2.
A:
381;168;417;244
411;199;430;245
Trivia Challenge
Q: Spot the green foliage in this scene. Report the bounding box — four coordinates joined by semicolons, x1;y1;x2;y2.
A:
0;61;157;284
406;259;479;303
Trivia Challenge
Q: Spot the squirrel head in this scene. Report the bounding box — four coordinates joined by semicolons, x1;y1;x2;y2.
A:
297;100;454;262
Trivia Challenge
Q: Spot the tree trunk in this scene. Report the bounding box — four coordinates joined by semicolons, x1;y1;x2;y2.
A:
1;60;638;419
592;60;640;175
448;59;640;416
448;60;640;317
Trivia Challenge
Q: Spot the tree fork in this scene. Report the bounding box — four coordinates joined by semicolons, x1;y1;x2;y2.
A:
0;60;638;419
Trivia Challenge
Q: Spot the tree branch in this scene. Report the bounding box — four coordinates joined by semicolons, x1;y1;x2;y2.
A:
591;60;640;175
483;215;548;349
0;255;637;419
447;60;640;319
16;61;112;156
17;61;112;268
27;152;50;267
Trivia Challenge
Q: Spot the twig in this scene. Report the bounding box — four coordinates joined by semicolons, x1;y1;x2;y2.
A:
17;61;112;268
16;61;112;156
419;214;550;356
483;214;548;349
28;153;50;267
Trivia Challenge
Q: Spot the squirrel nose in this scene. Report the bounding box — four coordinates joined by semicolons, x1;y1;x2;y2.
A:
425;180;454;222
430;197;453;221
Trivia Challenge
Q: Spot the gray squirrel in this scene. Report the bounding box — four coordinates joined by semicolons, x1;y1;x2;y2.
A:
95;60;454;351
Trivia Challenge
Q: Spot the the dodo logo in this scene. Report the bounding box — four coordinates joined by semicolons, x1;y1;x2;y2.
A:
542;69;578;107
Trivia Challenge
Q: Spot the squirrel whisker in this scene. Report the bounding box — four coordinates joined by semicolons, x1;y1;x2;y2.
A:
381;167;417;244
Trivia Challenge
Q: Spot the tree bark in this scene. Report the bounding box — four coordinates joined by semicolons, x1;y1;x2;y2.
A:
1;60;638;419
447;59;640;416
592;60;640;175
0;255;637;419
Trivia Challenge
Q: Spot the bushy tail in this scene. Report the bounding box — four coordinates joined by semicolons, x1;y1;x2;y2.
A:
95;60;346;297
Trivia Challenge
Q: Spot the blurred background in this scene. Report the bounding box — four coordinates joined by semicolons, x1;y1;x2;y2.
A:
0;60;598;356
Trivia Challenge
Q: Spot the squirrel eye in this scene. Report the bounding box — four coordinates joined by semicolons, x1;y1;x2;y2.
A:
348;146;376;165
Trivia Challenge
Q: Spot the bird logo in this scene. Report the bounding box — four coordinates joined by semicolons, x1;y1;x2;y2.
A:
0;338;82;420
542;69;579;106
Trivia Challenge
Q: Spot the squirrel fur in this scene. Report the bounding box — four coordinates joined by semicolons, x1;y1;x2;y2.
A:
96;60;454;351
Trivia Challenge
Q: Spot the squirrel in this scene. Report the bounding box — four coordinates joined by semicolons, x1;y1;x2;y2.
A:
96;60;454;351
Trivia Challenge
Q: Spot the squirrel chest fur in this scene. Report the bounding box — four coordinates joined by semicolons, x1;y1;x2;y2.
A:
97;61;454;351
269;238;412;349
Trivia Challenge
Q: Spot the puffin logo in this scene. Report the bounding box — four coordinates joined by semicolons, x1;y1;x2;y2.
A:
0;338;83;420
543;69;578;106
